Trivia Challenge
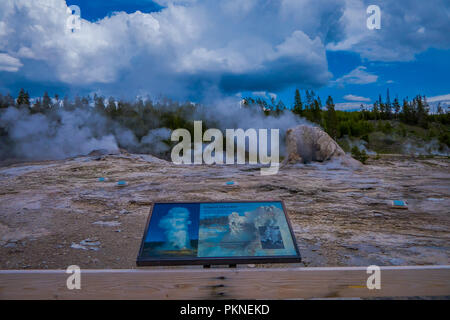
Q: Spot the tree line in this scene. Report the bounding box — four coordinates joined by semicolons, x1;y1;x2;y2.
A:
1;87;449;151
244;88;449;149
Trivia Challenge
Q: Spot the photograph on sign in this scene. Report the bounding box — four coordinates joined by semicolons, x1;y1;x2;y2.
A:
137;201;300;266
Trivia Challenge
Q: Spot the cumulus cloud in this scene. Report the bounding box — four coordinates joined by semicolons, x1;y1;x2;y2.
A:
0;0;339;98
427;93;450;113
327;0;450;61
344;94;370;102
333;66;378;86
0;0;448;98
0;53;23;72
428;94;450;103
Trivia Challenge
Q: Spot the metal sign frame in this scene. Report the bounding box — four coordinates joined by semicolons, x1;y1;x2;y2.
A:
136;200;301;266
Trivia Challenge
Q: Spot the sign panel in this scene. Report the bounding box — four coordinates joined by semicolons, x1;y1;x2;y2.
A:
137;201;301;266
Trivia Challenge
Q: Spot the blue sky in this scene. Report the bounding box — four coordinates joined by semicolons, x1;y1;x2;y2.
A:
66;0;162;21
273;48;450;109
1;0;449;110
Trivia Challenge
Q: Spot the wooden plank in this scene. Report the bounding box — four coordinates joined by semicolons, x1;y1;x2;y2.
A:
0;265;449;300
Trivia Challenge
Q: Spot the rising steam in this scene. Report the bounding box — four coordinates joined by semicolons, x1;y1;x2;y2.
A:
0;96;310;162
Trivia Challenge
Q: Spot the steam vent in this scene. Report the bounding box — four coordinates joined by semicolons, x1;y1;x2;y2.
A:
284;125;362;168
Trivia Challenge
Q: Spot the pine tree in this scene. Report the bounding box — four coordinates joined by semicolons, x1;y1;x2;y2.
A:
270;96;276;110
372;101;380;120
400;99;410;123
360;104;367;120
385;89;392;119
312;99;322;124
416;95;429;128
305;90;312;111
275;100;285;115
106;97;116;116
393;97;401;118
255;98;268;112
94;94;106;113
437;103;443;115
293;89;303;116
386;88;391;106
16;88;30;107
325;96;338;140
42;91;51;111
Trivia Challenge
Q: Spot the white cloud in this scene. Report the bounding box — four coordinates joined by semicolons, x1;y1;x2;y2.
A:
344;94;370;102
252;91;268;98
427;94;450;103
154;0;199;5
0;53;23;72
0;0;337;98
327;0;450;62
0;0;448;98
251;91;277;100
425;94;450;114
335;102;370;111
333;66;378;86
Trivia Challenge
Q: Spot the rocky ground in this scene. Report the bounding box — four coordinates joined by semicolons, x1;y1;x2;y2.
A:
0;153;449;269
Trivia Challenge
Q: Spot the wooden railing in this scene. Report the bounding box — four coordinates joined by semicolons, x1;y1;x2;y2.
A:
1;265;449;299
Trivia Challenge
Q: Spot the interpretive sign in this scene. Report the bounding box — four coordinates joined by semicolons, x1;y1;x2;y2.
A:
137;201;301;266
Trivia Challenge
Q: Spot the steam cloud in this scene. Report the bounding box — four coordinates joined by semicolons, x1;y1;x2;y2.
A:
158;207;192;250
0;107;118;160
0;95;311;161
0;104;176;161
